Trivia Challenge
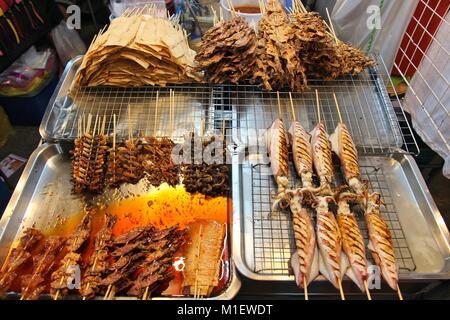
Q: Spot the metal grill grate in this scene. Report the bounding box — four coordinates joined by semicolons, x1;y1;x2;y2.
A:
43;56;418;156
251;159;416;276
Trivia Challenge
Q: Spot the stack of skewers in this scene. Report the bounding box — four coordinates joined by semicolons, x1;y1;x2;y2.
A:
266;89;402;300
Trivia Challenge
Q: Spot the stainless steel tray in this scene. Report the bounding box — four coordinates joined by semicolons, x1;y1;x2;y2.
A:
232;152;450;288
0;143;241;300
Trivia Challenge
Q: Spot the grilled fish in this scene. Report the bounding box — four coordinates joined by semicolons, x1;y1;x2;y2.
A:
288;190;319;288
288;121;314;189
310;122;333;194
330;122;365;195
365;192;399;291
316;196;343;289
336;189;368;292
266;119;290;214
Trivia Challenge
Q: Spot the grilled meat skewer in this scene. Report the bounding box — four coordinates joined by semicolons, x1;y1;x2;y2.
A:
310;122;333;195
330;122;365;195
365;192;399;291
316;196;343;290
336;188;368;292
288;189;319;288
266;118;290;214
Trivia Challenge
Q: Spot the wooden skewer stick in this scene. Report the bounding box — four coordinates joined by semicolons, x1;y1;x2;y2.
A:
364;280;372;300
172;90;175;136
338;278;345;300
154;91;159;136
303;277;309;300
289;92;296;122
315;89;321;123
201;118;205;147
193;224;203;299
333;92;344;123
397;285;403;300
325;8;339;44
276;91;282;118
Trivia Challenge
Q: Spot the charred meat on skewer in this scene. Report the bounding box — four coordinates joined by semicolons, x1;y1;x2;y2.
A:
21;236;65;300
0;229;44;295
365;192;399;291
50;211;93;298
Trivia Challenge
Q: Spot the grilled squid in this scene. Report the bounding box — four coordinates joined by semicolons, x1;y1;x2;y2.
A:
336;188;368;292
266;119;290;214
310;122;333;195
287;189;319;288
316;196;344;289
365;192;399;291
288;121;314;189
329;122;365;195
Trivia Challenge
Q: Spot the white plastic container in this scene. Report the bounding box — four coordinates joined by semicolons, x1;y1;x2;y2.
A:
220;0;262;28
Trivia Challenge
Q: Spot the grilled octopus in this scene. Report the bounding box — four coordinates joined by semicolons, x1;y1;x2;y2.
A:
266;118;290;214
365;192;399;291
310;122;333;195
336;188;368;292
330;122;366;196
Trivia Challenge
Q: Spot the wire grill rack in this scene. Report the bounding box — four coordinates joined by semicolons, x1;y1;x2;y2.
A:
250;159;416;276
42;56;418;156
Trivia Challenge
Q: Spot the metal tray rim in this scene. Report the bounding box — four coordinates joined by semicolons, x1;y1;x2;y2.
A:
232;153;450;282
0;143;241;300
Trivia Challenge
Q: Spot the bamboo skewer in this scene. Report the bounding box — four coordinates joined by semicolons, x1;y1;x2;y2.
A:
154;91;159;136
364;280;372;300
325;8;339;44
315;89;321;123
193;224;203;299
397;285;403;300
338;278;345;300
289;92;296;122
332;93;344;123
303;277;309;300
276;91;282;118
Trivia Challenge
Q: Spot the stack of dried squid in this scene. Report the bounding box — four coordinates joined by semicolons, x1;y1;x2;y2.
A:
195;16;257;84
251;0;308;92
266;92;401;299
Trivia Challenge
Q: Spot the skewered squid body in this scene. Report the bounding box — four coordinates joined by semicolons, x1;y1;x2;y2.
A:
365;192;399;291
330;122;365;195
288;190;319;288
310;122;333;194
336;189;368;292
288;121;314;189
266;118;290;214
316;196;343;289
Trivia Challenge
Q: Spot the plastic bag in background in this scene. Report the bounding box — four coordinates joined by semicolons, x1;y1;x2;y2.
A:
109;0;166;19
0;47;57;97
325;0;418;72
50;21;87;66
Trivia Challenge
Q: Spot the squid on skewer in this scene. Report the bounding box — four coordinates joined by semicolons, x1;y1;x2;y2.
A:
310;122;334;195
266;118;290;214
365;192;402;299
316;195;345;299
336;187;370;297
288;121;314;189
330;122;366;196
288;189;319;293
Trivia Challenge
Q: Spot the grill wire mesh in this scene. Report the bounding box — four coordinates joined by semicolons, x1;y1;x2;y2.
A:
251;160;416;276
